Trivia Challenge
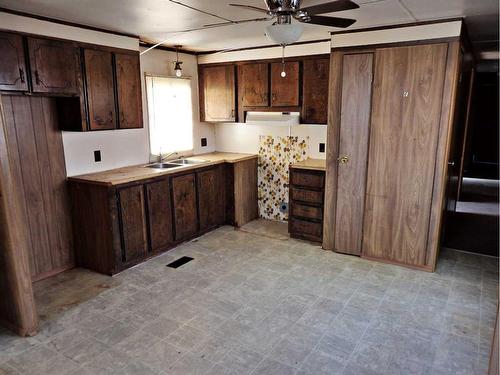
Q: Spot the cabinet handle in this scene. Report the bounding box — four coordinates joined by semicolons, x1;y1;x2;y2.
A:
34;70;40;85
230;109;235;119
109;111;114;123
19;68;25;83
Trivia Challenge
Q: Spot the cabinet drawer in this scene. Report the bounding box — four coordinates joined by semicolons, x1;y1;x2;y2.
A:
289;218;322;241
290;203;323;221
290;171;324;189
290;187;323;204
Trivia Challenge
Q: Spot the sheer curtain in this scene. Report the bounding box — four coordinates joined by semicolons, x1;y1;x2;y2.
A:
145;75;193;156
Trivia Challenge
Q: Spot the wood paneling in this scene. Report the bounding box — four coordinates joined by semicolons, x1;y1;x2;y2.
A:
199;65;236;122
83;49;116;130
302;58;329;124
334;53;373;256
271;61;300;107
146;179;173;253
27;37;79;94
362;44;448;266
117;185;148;263
0;32;28;92
239;63;269;107
2;95;74;281
115;53;143;129
233;158;258;227
197;166;225;231
0;96;38;336
172;173;198;241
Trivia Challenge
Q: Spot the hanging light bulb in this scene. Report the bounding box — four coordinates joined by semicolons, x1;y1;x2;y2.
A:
280;45;286;78
173;45;183;77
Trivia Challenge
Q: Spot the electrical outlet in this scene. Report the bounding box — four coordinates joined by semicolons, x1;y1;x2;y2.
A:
319;143;325;153
94;150;101;162
201;138;207;147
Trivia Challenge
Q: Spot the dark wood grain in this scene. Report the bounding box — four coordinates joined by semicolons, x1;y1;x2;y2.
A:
146;179;173;253
302;58;329;124
334;53;373;256
289;218;323;242
115;52;143;129
290;203;323;220
290;187;323;205
83;49;116;130
0;32;28;92
239;63;269;107
117;185;148;263
197;166;225;231
362;44;448;266
233;158;258;227
172;173;199;241
199;65;236;122
290;170;325;189
27;37;79;94
271;61;300;107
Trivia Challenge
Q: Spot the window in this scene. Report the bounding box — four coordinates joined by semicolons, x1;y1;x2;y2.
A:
145;75;193;155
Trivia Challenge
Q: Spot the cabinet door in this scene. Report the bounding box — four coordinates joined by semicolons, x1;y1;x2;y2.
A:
83;49;116;130
271;61;300;106
172;174;198;241
118;185;148;264
197;166;224;231
146;179;173;253
302;58;330;124
27;37;79;94
0;32;28;91
200;65;236;122
334;54;373;256
115;53;143;129
240;63;269;107
362;44;448;266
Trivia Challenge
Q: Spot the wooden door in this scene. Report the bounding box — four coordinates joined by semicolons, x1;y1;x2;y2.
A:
84;49;116;130
240;63;269;107
200;65;236;122
0;32;28;92
197;166;224;231
271;61;300;106
334;53;373;256
118;185;148;263
302;58;329;124
362;44;448;266
115;53;143;129
27;37;79;94
172;173;198;241
146;179;173;253
2;95;74;281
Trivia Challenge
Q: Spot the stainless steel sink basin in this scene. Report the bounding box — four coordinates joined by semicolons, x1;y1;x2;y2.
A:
169;158;206;165
145;163;182;169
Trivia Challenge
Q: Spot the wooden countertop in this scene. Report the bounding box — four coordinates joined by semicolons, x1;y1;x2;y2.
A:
290;158;326;171
68;152;258;186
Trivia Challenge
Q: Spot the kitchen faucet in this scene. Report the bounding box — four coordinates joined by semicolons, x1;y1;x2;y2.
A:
158;151;178;163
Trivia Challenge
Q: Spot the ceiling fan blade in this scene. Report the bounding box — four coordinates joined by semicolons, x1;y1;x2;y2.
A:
203;17;271;28
299;0;359;16
229;4;270;14
299;15;356;28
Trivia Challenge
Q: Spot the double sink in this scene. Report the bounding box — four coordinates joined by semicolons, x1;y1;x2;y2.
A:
146;158;207;170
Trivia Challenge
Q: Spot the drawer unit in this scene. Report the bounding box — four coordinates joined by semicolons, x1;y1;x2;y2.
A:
288;167;325;243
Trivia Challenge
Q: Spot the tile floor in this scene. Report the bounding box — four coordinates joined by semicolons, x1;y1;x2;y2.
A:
0;223;498;375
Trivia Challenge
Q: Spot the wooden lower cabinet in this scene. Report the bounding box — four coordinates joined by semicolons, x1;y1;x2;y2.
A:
146;179;173;253
197;166;225;231
172;173;199;242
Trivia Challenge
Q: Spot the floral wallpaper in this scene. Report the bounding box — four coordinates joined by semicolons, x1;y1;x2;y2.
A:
258;135;309;221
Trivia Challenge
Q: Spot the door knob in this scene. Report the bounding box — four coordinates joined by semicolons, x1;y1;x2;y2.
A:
338;156;349;164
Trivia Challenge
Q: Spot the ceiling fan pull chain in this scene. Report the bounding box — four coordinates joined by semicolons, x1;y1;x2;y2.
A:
281;45;287;78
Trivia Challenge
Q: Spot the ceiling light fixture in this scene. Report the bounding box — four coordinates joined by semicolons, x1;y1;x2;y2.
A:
173;45;183;77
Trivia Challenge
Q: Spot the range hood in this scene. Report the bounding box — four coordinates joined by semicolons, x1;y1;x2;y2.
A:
245;111;300;126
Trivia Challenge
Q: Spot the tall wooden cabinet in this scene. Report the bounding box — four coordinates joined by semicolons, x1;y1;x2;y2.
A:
324;41;461;271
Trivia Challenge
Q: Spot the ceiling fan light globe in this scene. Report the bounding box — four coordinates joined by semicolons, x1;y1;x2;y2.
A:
265;23;303;45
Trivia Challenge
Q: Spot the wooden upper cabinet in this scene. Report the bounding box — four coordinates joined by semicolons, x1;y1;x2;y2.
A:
0;32;28;92
302;58;330;124
117;185;148;264
271;61;300;107
172;173;198;241
83;49;116;130
146;179;173;253
200;65;236;122
27;37;80;95
240;63;269;107
115;53;143;129
197;166;225;231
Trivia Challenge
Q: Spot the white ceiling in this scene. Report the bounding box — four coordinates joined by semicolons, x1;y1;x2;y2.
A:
0;0;498;53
